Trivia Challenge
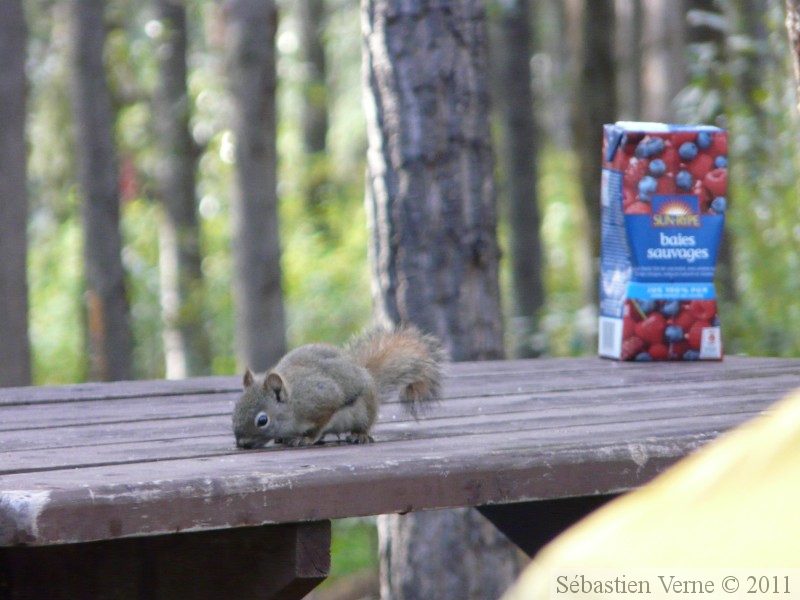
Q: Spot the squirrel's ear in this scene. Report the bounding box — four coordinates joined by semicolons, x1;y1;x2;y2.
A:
243;368;255;388
266;373;285;401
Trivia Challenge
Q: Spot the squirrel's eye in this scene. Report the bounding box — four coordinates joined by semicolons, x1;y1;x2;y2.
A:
255;412;269;428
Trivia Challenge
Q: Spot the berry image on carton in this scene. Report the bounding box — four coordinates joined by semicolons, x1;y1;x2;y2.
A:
599;122;726;361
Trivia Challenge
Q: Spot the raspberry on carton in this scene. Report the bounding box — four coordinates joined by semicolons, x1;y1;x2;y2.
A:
598;121;727;361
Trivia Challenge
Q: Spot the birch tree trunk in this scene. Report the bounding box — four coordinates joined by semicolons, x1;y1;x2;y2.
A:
362;0;521;597
69;0;133;381
154;0;211;378
224;0;286;372
0;0;32;386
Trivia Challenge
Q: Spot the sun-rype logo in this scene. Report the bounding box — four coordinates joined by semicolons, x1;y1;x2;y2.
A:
651;195;700;228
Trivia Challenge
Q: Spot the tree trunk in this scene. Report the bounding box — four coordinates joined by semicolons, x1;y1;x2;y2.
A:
297;0;331;225
363;0;505;362
616;0;644;120
494;0;545;358
362;1;520;597
641;0;688;122
571;0;617;305
378;508;521;600
69;0;133;382
298;0;328;156
154;0;212;378
538;0;574;148
0;0;32;387
224;0;286;372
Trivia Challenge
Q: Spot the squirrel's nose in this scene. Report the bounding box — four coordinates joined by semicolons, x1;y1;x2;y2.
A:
236;438;255;449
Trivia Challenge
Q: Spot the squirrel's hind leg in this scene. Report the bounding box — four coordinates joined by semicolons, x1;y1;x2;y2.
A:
282;436;315;447
282;426;325;447
344;403;375;444
345;432;375;444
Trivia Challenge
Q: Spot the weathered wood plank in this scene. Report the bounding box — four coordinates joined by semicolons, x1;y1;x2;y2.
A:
0;392;236;431
1;357;799;548
0;370;787;457
444;355;796;375
2;356;796;409
1;360;798;474
0;375;237;406
0;380;785;473
0;410;764;546
2;358;797;432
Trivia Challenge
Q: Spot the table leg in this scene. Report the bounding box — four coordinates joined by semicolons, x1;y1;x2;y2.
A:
478;495;617;556
0;520;330;600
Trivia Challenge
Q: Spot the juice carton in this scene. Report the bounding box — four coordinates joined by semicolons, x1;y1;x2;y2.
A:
599;122;727;361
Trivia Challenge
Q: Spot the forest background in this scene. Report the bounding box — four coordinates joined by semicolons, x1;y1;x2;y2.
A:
3;1;800;597
4;0;800;386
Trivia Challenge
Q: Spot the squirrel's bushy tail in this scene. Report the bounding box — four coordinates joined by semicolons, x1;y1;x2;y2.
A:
346;326;446;416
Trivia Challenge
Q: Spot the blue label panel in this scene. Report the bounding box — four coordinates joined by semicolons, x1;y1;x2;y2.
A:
625;213;724;282
626;282;717;300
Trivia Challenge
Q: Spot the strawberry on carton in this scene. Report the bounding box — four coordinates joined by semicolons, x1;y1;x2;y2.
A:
599;122;727;361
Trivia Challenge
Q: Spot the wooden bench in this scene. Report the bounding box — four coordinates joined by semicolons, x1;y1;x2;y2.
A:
2;356;799;599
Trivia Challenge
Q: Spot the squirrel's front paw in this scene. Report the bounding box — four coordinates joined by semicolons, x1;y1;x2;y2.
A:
346;433;375;444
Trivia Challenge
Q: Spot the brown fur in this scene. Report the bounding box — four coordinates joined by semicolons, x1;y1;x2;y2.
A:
232;326;446;448
346;326;446;416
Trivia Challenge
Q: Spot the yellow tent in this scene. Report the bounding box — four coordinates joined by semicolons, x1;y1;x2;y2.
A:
502;387;800;599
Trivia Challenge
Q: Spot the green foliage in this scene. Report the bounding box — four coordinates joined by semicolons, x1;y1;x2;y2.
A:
280;168;372;348
28;193;86;384
329;518;379;578
535;148;598;356
120;199;165;379
21;0;800;389
19;0;800;587
275;0;371;348
675;1;800;357
25;0;371;383
498;145;597;357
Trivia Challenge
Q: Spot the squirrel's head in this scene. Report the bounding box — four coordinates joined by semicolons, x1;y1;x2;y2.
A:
232;368;291;449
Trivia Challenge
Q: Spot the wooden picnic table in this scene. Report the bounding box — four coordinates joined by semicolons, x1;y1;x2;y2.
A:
2;356;799;599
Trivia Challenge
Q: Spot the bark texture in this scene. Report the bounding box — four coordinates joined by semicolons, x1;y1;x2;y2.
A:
363;0;504;362
69;0;133;381
378;508;521;600
362;1;520;597
224;0;286;372
298;0;329;156
640;0;687;122
571;0;617;303
616;0;643;120
154;0;211;378
0;0;32;386
297;0;331;224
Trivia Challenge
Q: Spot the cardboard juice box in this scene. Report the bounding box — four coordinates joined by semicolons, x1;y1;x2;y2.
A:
599;122;727;361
